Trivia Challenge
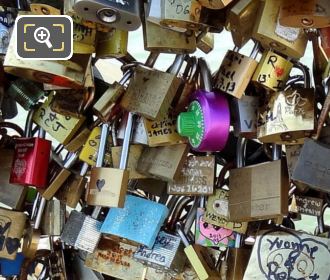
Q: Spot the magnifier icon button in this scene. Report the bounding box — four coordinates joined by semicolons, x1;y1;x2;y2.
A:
34;27;53;49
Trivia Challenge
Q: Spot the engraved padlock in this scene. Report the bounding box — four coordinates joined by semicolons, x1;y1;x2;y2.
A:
72;0;142;31
214;42;259;99
177;58;230;152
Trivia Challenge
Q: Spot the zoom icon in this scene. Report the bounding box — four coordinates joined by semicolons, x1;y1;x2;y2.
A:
16;15;73;60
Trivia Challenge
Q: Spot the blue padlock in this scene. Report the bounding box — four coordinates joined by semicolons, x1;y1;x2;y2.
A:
0;252;25;277
100;195;169;248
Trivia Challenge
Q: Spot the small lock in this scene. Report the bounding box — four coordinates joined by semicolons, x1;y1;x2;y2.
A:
72;0;142;31
214;42;259;99
177;58;230;152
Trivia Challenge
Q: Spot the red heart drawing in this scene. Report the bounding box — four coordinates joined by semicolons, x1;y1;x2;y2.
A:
274;66;284;77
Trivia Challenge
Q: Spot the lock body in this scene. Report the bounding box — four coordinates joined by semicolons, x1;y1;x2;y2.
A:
73;0;141;31
41;200;65;236
96;29;128;58
252;50;293;92
9;137;51;188
73;21;96;54
214;50;258;99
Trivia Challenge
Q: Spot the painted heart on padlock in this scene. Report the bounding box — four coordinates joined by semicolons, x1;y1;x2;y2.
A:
96;179;105;192
5;237;20;255
257;229;330;280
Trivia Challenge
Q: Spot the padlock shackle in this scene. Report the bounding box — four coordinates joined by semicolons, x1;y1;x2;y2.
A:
293;62;311;88
145;52;159;68
198;58;212;92
175;222;190;247
80;162;89;176
184;197;198;235
96;123;109;168
167;54;185;75
250;41;260;60
119;112;135;169
25;109;34;138
236;136;247;168
272;144;282;161
63;152;78;169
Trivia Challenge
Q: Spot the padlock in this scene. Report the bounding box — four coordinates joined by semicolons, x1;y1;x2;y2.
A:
0;7;16;55
279;0;330;28
101;194;169;248
29;0;62;15
0;252;24;277
137;143;189;182
197;0;232;9
293;194;324;217
95;28;128;58
214;42;259;99
167;155;215;196
203;188;248;235
252;0;308;59
0;208;26;260
177;58;230;152
195;196;237;249
55;162;88;209
42;152;78;200
252;49;293;92
40;199;66;236
117;113;149;145
176;222;220;280
60;208;102;253
7;78;45;111
87;115;134;208
143;18;196;54
292;138;330;193
197;31;214;54
33;92;86;145
72;0;142;31
10;110;52;188
143;115;186;147
232;95;259;138
93;70;131;121
4;22;91;88
120;54;184;120
79;125;112;166
257;62;315;144
147;0;203;32
229;139;289;222
225;0;260;49
73;20;97;54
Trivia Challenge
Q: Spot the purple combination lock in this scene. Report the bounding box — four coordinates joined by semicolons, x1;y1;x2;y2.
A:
177;59;230;152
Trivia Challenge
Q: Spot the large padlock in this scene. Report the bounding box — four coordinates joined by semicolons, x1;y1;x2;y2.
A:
177;58;230;152
10;110;51;188
257;62;315;144
95;28;128;58
87;115;134;208
120;54;184;120
72;0;142;31
147;0;203;32
252;49;293;92
101;194;169;248
229;140;289;222
214;42;259;99
279;0;330;28
167;155;215;196
252;0;308;59
225;0;260;49
137;143;189;182
33;92;86;145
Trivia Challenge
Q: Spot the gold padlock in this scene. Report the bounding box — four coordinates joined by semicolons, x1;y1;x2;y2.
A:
148;0;203;32
225;0;260;49
279;0;330;28
143;19;196;54
96;29;128;59
33;93;86;145
252;50;293;92
252;0;308;59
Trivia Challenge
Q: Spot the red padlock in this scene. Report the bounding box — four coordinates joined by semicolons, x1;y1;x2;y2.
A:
9;109;51;188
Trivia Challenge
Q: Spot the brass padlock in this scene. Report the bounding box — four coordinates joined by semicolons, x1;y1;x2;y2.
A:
137;143;189;182
225;0;260;49
120;54;184;120
279;0;330;28
257;63;315;144
143;18;196;54
197;0;233;9
30;0;62;15
197;31;214;54
252;0;308;59
147;0;203;32
87;115;134;208
33;93;86;145
214;42;259;99
252;50;293;92
95;28;128;58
